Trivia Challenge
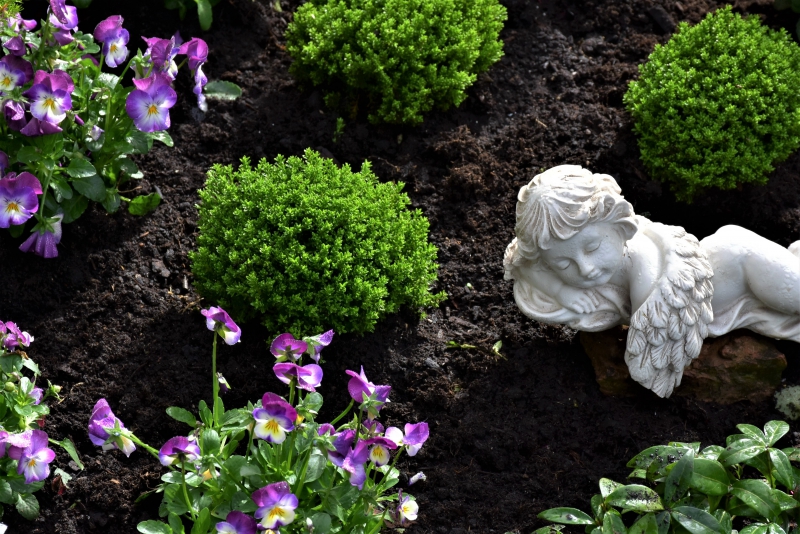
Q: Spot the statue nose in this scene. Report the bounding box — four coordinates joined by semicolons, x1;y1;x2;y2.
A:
577;259;594;277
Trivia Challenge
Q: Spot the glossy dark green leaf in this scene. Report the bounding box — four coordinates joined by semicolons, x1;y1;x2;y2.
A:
727;496;763;519
205;80;242;101
712;510;731;534
168;513;184;534
0;480;13;505
202;429;220;454
670;506;724;534
690;458;729;496
15;493;39;520
16;146;41;164
151;131;174;147
303;450;327;484
166;407;196;427
606;485;664;512
600;478;624;498
767;524;786;534
731;480;781;520
137;520;172;534
66;158;97;178
52;437;85;470
665;449;694;504
128;192;161;215
190;508;210;534
591;494;605;519
772;489;798;511
72;174;106;202
737;424;767;446
769;448;794;489
764;422;790;447
718;439;764;466
50;175;73;201
196;0;212;30
739;525;767;534
699;446;725;461
102;190;121;213
782;447;800;461
538;508;595;525
310;512;332;534
602;512;626;534
629;513;659;534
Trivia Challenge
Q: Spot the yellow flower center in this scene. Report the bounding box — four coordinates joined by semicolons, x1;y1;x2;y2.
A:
1;76;11;87
27;459;37;468
147;104;159;116
6;201;19;213
110;44;117;53
43;97;56;110
265;419;280;433
268;507;286;520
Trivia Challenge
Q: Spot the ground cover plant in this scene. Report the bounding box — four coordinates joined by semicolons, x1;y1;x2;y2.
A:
91;308;428;533
0;0;211;257
624;6;800;202
5;0;800;532
190;149;444;336
285;0;507;124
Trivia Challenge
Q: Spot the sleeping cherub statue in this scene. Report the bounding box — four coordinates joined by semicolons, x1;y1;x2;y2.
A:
503;165;800;397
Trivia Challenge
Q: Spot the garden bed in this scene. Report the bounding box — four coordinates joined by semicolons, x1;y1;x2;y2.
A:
2;0;800;532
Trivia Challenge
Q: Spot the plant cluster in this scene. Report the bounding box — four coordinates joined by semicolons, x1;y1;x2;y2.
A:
190;149;444;336
0;319;81;530
91;307;429;534
624;6;800;202
285;0;507;124
537;420;800;534
0;0;213;257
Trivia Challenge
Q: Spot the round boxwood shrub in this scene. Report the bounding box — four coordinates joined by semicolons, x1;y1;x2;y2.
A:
190;149;445;335
624;6;800;202
285;0;507;125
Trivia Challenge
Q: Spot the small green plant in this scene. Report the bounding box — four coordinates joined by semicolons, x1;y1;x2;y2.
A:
190;149;445;335
164;0;221;31
537;420;800;534
624;6;800;202
285;0;507;125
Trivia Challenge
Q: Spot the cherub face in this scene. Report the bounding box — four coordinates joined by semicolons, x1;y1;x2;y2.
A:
539;221;627;288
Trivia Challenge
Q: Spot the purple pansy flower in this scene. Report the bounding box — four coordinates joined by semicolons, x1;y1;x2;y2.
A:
217;372;231;393
88;398;136;456
142;36;179;79
346;366;391;418
49;5;78;45
8;14;37;32
8;429;55;483
20;117;64;137
272;362;323;392
49;0;71;26
326;429;354;467
23;70;73;125
1;55;33;84
384;422;429;456
409;471;426;485
342;439;374;489
158;436;201;466
2;100;25;132
3;36;25;56
200;306;241;345
94;16;129;68
0;60;24;93
125;74;176;132
216;511;257;534
20;212;64;259
252;481;298;530
193;62;208;112
3;321;34;349
395;491;419;526
270;333;307;361
0;172;41;228
178;37;208;71
89;125;104;141
367;436;398;467
28;388;43;405
252;392;297;444
307;330;334;363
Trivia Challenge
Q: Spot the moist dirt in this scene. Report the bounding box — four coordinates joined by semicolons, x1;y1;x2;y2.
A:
2;0;800;532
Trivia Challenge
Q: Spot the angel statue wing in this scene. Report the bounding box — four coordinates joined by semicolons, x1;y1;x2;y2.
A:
624;224;714;398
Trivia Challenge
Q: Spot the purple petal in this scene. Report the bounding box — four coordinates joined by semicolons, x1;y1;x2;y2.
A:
403;422;429;447
0;186;38;227
252;481;291;508
20;117;63;137
0;55;33;84
93;15;123;43
217;511;257;534
49;4;77;29
297;364;323;391
178;37;208;71
52;28;74;46
3;36;25;56
49;0;70;25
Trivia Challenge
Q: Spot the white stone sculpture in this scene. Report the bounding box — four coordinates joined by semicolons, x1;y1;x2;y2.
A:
503;165;800;397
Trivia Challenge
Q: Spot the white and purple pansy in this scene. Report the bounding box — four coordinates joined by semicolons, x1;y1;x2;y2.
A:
142;36;179;79
8;14;37;32
367;436;398;466
345;366;391;419
396;491;419;525
1;55;34;84
200;306;241;345
252;481;298;530
94;16;129;68
7;429;55;484
307;329;334;363
0;60;24;93
272;362;323;392
252;392;297;444
48;0;71;26
341;439;373;489
193;62;208;112
125;74;177;133
270;333;308;361
158;436;200;467
385;422;430;456
3;36;25;56
49;4;78;45
178;37;208;71
23;69;74;125
20;212;64;259
88;398;136;457
0;171;41;228
216;511;257;534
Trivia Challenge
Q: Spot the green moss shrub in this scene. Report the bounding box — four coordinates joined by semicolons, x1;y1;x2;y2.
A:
285;0;507;125
624;6;800;202
190;149;444;335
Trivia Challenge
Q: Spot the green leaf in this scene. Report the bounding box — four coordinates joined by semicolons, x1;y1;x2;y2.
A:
137;520;172;534
168;513;185;534
15;493;39;520
231;491;257;513
303;449;327;484
97;72;120;89
772;489;798;511
190;508;210;534
538;508;595;525
0;480;13;504
196;0;213;30
151;131;174;147
690;459;729;496
670;507;723;534
198;400;212;428
204;80;242;101
53;437;85;470
8;224;24;238
72;174;106;202
605;485;664;512
739;525;767;534
50;176;74;201
166;406;196;428
602;512;626;534
782;447;800;461
599;478;624;499
712;510;732;534
66;158;98;179
591;494;605;519
769;448;794;488
202;429;220;454
129;192;162;216
629;513;659;534
102;190;121;213
718;439;764;466
665;449;694;504
16;146;41;164
655;512;670;534
767;524;787;534
127;130;153;154
699;446;725;461
310;512;332;534
764;421;790;446
730;480;781;520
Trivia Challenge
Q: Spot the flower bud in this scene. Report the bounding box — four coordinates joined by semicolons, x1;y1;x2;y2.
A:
3;382;15;392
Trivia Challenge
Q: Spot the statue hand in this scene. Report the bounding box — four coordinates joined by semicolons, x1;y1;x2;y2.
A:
557;286;601;314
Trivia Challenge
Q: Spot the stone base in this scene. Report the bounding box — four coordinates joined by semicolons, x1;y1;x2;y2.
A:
580;327;787;403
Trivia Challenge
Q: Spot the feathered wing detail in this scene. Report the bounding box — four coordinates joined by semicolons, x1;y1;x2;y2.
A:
624;225;714;398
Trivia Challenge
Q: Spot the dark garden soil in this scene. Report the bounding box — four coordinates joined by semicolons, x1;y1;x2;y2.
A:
2;0;800;531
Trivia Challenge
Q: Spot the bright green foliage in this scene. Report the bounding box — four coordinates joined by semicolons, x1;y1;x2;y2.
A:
285;0;507;125
191;149;444;335
624;6;800;202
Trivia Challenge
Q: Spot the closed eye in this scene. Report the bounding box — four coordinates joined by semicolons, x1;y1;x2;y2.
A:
555;260;570;270
585;240;602;253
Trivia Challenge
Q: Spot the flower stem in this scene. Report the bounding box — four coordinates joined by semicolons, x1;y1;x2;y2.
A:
128;434;160;459
211;334;219;428
292;447;313;496
181;461;197;521
330;399;354;427
288;377;296;406
377;447;404;493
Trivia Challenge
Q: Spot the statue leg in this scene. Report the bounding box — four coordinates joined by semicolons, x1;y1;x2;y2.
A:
790;240;800;259
742;240;800;316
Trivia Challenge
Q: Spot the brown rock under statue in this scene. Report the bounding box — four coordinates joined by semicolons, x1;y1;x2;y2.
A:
580;327;787;403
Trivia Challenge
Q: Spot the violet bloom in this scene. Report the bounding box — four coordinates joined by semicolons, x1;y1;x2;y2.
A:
385;422;430;456
367;436;398;467
28;388;43;405
23;70;73;125
3;36;25;56
396;491;419;525
20;118;63;137
158;436;201;467
88;398;136;457
252;481;298;530
346;366;391;419
8;429;55;484
0;61;24;94
94;16;129;68
308;329;334;363
342;439;373;489
142;36;179;79
89;125;104;141
217;372;231;393
1;55;34;84
216;511;257;534
3;321;34;349
126;74;176;132
0;172;41;228
49;0;71;26
1;101;23;132
8;14;37;32
200;306;241;345
49;5;78;45
408;471;427;485
273;362;323;392
252;392;296;444
178;37;208;71
270;333;307;362
326;429;354;467
20;212;64;259
193;63;208;112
